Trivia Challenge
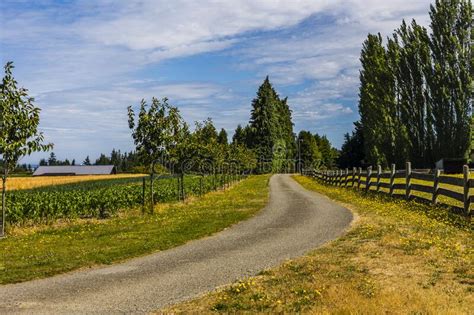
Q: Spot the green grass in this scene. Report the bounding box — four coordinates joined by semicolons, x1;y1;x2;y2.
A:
166;175;473;314
0;175;270;284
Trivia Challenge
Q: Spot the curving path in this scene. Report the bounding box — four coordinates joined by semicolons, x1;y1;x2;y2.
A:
0;174;352;314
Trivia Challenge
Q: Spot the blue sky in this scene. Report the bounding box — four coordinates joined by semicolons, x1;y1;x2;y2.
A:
0;0;432;164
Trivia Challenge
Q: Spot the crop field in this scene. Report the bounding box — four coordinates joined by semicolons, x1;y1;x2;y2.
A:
4;174;145;191
5;174;236;227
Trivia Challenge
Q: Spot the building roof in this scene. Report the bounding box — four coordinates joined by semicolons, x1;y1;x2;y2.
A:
32;165;116;176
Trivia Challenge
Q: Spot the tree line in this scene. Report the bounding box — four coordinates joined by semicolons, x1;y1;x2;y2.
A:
128;77;339;174
339;0;473;169
38;150;143;173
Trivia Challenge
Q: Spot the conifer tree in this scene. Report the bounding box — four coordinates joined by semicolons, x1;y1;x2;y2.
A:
248;76;296;172
217;128;228;145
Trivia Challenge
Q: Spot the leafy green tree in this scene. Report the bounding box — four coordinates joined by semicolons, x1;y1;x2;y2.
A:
297;131;322;169
127;97;188;172
314;134;337;169
228;143;257;173
429;0;473;160
0;62;52;236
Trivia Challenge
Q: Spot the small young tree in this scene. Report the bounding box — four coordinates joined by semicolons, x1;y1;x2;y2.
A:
0;62;52;236
128;97;187;170
128;97;188;206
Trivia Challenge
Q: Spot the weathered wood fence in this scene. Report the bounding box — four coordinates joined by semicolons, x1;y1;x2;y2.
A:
303;162;472;215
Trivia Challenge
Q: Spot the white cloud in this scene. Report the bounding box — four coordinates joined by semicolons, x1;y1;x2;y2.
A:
1;0;435;160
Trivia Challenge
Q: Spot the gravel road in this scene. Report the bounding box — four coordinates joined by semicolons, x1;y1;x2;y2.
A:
0;174;352;314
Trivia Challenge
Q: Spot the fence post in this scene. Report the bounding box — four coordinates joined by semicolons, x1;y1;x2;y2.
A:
366;166;372;192
199;176;203;197
358;167;362;189
389;164;396;196
463;165;470;214
432;169;440;204
352;167;356;187
142;177;146;213
345;168;349;187
376;165;381;193
406;162;412;200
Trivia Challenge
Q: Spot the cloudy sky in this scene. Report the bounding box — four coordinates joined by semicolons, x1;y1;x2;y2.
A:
0;0;432;164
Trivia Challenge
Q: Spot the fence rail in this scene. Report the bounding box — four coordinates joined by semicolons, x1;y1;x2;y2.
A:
303;162;472;215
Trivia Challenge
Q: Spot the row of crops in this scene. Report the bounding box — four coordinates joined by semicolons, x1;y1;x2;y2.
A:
6;174;240;225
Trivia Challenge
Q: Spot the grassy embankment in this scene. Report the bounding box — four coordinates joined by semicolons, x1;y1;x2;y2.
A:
167;175;473;314
3;174;145;191
0;175;270;284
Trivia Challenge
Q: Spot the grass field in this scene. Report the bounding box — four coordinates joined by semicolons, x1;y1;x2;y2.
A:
4;174;145;191
166;175;473;314
0;175;270;284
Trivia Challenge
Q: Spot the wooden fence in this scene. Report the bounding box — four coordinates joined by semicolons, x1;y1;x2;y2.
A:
303;162;472;215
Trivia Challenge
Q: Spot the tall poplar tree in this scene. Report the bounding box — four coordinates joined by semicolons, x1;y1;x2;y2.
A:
429;0;473;160
359;33;397;167
396;20;434;167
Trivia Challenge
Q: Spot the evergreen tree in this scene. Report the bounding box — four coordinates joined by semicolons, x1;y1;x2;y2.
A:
71;159;75;166
217;128;228;145
48;152;57;166
95;153;111;165
83;156;91;166
248;76;296;172
232;124;245;145
249;76;279;159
